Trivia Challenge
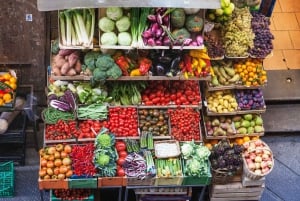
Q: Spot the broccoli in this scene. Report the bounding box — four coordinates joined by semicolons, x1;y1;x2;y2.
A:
84;51;101;71
93;68;107;81
95;54;115;70
106;64;122;79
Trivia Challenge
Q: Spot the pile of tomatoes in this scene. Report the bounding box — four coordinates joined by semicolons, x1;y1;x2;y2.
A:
115;140;128;177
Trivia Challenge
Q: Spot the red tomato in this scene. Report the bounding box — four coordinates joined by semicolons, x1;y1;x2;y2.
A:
117;157;126;166
117;168;125;177
118;151;128;158
116;141;126;152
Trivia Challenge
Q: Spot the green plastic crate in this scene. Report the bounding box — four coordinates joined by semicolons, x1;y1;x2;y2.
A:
0;161;14;197
181;160;212;186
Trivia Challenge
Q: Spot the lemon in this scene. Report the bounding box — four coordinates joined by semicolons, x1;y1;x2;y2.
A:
3;93;12;103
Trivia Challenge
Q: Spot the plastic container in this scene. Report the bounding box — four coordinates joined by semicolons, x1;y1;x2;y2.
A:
0;161;14;197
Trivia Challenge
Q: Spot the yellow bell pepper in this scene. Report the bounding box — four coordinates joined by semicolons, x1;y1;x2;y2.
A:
130;69;141;76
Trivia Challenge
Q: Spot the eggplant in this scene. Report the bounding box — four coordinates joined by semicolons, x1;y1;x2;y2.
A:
154;63;166;76
166;55;181;76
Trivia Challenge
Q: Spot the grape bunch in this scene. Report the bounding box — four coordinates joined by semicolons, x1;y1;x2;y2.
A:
204;31;225;59
249;12;274;58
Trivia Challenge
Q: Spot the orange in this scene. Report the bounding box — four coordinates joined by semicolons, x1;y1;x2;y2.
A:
0;98;4;106
235;138;244;145
210;139;219;145
205;143;213;150
2;73;11;81
251;136;260;140
9;77;17;83
3;93;12;103
243;136;251;142
9;83;17;90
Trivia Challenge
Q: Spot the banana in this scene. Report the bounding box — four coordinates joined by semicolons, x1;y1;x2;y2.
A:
219;67;231;80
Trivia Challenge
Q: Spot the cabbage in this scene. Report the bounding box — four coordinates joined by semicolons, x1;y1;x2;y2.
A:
117;32;132;46
99;17;115;33
116;16;131;32
181;142;194;159
106;7;123;21
101;32;117;45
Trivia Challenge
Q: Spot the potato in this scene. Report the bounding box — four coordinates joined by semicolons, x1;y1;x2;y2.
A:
60;62;71;75
74;60;82;73
52;55;66;68
66;68;77;76
52;67;61;76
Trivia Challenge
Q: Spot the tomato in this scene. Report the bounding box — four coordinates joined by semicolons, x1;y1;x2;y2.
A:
117;157;126;166
118;151;128;158
117;168;125;177
116;141;126;152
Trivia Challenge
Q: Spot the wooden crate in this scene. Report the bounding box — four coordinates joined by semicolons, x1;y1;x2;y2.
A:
242;174;265;187
210;181;264;201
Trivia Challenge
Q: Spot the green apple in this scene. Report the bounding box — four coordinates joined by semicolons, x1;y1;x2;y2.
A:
223;7;233;16
215;8;224;16
221;0;231;8
208;13;216;21
229;2;235;11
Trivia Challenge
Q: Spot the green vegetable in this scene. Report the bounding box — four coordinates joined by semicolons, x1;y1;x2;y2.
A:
181;142;194;159
106;64;122;79
101;32;118;45
106;7;123;21
83;51;101;71
99;17;115;33
77;104;108;120
172;28;191;43
117;32;132;46
51;39;60;54
170;8;186;28
96;153;110;166
96;54;115;70
96;128;115;148
185;14;204;33
76;84;90;103
92;68;107;81
116;16;131;32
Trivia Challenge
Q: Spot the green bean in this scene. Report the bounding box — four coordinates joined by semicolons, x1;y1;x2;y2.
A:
42;107;75;124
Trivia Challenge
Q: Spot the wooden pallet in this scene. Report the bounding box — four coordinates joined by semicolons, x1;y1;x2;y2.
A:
210;181;264;201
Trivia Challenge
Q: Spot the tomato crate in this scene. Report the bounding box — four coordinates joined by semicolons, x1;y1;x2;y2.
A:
98;176;127;187
0;161;14;197
50;189;94;201
68;178;98;189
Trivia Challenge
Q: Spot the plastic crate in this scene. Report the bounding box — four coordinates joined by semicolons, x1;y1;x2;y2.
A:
50;189;94;201
0;161;14;197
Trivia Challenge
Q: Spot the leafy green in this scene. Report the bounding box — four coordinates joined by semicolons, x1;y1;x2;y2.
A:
101;32;118;45
84;51;101;71
98;17;115;33
106;64;122;79
96;54;115;70
116;16;131;32
106;7;123;21
181;142;194;159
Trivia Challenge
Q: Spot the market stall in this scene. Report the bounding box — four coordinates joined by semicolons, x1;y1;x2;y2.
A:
36;0;275;200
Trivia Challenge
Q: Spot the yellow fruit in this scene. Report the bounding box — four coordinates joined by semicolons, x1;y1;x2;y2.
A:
9;83;17;90
243;136;251;142
0;99;4;106
2;73;11;81
3;93;12;103
9;77;17;83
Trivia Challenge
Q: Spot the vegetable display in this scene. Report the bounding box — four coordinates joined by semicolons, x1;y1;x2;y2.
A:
138;108;169;137
76;119;105;139
115;140;127;176
155;158;182;177
141;80;201;106
106;107;139;137
94;128;118;177
77;104;108;120
45;120;77;141
39;144;73;180
71;144;96;176
123;152;147;179
42;107;76;124
51;49;82;76
59;9;95;48
181;141;210;177
52;189;92;200
169;108;201;141
99;7;132;46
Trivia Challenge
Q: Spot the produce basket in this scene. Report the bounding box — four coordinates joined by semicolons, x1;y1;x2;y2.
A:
182;160;212;185
211;167;242;184
0;161;14;197
242;147;274;180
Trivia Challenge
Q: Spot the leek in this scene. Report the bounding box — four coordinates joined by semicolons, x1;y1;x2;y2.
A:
74;10;89;47
64;10;72;46
59;12;66;45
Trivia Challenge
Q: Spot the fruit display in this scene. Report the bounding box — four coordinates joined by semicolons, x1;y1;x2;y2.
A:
169;108;201;141
235;89;265;110
249;12;274;58
138;108;170;137
39;144;73;180
44;120;77;141
204;28;225;59
210;60;240;87
233;58;267;86
206;90;238;113
210;139;244;173
243;139;274;178
223;7;254;57
0;71;17;106
207;0;235;24
233;114;264;134
205;116;236;137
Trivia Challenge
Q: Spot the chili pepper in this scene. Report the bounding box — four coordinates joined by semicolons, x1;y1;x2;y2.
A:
183;53;192;73
138;57;152;75
71;144;96;176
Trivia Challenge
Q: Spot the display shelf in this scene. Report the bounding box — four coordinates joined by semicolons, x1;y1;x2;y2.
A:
206;82;266;91
49;75;211;81
37;0;221;11
205;108;266;116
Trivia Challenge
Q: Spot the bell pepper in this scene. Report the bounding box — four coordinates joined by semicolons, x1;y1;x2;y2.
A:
130;69;141;76
115;55;136;76
138;57;152;75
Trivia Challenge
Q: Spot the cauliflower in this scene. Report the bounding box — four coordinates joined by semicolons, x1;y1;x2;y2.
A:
181;142;194;159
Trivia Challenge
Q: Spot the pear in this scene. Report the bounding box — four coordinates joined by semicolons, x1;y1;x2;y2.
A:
221;0;231;8
215;8;224;16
